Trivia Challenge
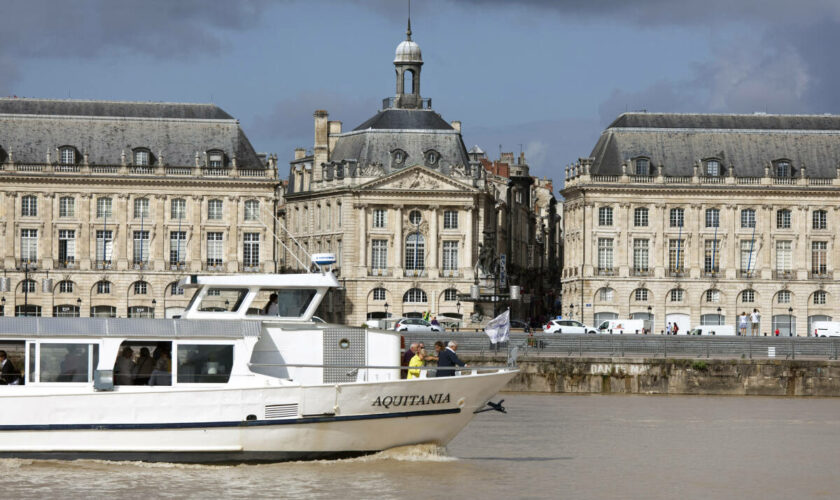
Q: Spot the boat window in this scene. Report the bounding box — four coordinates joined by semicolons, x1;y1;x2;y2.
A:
113;341;171;386
40;343;96;383
177;344;233;383
197;288;248;312
0;340;25;385
253;288;317;317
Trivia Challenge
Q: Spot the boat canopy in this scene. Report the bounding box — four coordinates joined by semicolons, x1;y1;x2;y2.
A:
0;317;261;339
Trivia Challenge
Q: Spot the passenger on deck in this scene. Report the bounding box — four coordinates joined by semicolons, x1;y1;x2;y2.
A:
148;350;172;386
133;347;154;385
0;350;19;385
401;342;418;379
113;346;135;385
263;293;279;316
408;348;427;379
435;341;466;377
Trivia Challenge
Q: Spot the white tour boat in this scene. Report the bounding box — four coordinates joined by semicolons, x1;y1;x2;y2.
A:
0;266;516;463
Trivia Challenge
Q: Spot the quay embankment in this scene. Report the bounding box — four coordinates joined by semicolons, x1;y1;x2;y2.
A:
464;354;840;397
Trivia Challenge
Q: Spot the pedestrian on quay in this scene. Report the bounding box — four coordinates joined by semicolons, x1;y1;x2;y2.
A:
775;328;780;337
666;322;673;335
750;309;760;336
739;312;748;336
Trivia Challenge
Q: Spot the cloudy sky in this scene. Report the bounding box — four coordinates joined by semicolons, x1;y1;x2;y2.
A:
4;0;840;188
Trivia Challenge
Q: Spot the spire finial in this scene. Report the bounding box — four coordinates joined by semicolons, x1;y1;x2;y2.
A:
406;0;412;40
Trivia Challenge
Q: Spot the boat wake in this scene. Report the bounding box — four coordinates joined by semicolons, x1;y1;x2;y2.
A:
349;443;457;463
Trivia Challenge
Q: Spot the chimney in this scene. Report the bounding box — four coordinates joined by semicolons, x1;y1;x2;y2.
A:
451;120;461;133
294;148;306;160
313;110;329;183
328;120;342;155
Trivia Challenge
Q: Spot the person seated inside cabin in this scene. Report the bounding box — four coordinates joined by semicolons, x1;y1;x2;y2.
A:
148;350;172;386
0;350;20;385
263;293;279;316
133;347;155;385
113;346;135;385
58;347;88;382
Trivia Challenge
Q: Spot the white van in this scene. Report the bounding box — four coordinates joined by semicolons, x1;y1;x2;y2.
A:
812;321;840;337
688;325;735;336
598;319;651;334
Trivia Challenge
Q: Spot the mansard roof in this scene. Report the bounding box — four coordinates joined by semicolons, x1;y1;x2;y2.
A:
0;98;264;168
590;112;840;178
330;108;470;176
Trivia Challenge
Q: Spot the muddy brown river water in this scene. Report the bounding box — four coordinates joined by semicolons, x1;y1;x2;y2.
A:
4;394;839;499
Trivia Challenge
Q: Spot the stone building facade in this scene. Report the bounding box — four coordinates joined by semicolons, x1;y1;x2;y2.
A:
561;112;840;336
0;98;277;318
283;25;560;327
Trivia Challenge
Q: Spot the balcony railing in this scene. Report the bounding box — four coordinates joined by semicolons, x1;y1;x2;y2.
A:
703;270;720;277
368;267;392;277
631;268;650;277
204;261;225;272
94;260;112;270
809;270;832;279
167;261;187;271
667;269;685;277
240;263;261;272
738;270;755;279
56;259;76;269
16;259;38;268
596;267;615;276
130;166;155;175
404;269;427;278
132;261;150;270
441;269;460;278
773;270;794;280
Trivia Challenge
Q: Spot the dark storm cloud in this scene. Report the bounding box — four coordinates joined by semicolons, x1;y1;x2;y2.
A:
0;0;270;59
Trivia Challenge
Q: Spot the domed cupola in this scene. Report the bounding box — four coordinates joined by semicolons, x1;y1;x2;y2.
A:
393;18;424;109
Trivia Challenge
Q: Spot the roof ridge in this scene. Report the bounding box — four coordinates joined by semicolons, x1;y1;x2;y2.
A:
0;97;217;107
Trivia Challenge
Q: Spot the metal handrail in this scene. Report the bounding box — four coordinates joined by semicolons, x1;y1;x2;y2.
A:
248;362;513;372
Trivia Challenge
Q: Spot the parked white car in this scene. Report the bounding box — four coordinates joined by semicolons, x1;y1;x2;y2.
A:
812;321;840;337
393;318;442;333
544;319;597;334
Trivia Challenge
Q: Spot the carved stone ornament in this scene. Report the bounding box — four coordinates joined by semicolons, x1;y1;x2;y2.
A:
450;164;468;177
360;164;385;176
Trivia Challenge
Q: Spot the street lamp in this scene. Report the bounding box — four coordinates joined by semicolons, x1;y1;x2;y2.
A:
647;305;652;334
717;306;722;326
569;303;575;320
384;302;389;317
788;306;793;337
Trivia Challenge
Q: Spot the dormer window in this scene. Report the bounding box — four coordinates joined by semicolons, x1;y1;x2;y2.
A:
425;150;440;168
704;159;721;177
775;160;792;178
133;148;151;166
208;150;224;168
59;146;76;165
391;149;407;168
634;157;650;176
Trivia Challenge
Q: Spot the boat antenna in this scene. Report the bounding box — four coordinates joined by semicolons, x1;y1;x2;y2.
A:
256;203;320;272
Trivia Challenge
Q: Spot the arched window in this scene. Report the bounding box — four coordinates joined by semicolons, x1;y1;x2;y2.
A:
405;233;425;270
372;287;386;301
133;148;152;166
403;288;428;303
740;289;755;303
133;281;149;295
633;288;649;302
244;200;260;221
634;157;650;176
170;281;184;296
20;279;36;294
813;290;827;305
128;306;154;318
705;289;720;303
95;281;111;294
704;159;721;177
774;160;792;178
53;305;80;317
444;289;458;301
597;287;614;302
425;149;440;167
669;289;684;302
392;149;407;168
409;210;422;225
58;280;74;293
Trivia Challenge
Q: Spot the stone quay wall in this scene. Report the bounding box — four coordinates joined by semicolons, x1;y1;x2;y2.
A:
465;354;840;397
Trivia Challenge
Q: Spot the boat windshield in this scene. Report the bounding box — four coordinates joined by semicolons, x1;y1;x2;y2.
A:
193;288;249;313
251;288;317;318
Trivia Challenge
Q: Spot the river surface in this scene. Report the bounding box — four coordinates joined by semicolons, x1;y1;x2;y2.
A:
4;394;840;499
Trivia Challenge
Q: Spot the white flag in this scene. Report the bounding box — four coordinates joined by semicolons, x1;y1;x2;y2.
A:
484;309;510;344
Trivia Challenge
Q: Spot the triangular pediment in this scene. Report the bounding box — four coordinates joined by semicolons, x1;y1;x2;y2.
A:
359;165;475;192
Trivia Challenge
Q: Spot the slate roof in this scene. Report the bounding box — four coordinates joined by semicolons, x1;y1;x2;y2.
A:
331;108;470;175
0;98;265;168
590;112;840;178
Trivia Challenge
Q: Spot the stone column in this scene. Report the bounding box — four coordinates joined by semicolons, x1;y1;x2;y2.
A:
429;205;439;278
464;207;474;280
191;196;203;271
795;206;808;279
116;194;129;270
42;193;54;269
79;194;91;271
357;203;367;270
4;193;16;268
227;196;239;272
394;205;403;275
154;195;166;271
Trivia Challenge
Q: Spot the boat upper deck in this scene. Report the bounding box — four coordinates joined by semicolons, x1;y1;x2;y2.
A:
0;317;262;339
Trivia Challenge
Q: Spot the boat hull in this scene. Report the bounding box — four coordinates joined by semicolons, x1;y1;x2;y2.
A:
0;370;516;463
